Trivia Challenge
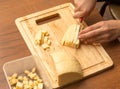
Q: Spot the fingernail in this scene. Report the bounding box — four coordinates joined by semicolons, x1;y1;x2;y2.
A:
78;35;81;39
80;39;84;41
78;36;80;39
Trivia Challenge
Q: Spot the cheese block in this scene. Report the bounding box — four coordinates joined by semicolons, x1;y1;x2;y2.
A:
62;24;82;48
51;50;83;86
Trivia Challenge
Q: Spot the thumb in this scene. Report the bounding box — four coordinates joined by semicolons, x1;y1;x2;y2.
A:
73;11;84;18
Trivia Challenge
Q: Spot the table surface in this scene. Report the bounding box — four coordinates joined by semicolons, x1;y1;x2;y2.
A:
0;0;120;89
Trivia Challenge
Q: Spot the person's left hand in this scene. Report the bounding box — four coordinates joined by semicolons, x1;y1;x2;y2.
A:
73;0;96;18
78;20;120;43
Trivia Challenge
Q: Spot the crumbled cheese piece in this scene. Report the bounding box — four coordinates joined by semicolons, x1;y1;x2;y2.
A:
17;76;23;81
10;78;18;85
38;83;43;89
47;40;51;45
41;43;50;50
34;30;52;50
24;70;30;75
33;86;38;89
8;67;44;89
16;82;23;89
12;73;18;78
41;30;48;36
28;73;37;79
32;67;36;73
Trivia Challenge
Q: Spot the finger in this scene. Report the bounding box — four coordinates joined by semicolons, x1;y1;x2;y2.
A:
86;34;110;43
74;0;81;11
94;39;110;43
79;22;102;34
86;34;104;43
74;5;81;12
78;28;101;39
73;11;85;18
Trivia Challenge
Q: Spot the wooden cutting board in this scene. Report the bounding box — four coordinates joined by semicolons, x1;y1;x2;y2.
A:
15;3;113;88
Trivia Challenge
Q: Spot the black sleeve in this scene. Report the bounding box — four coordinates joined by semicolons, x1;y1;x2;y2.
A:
97;0;120;4
97;0;106;2
109;0;120;4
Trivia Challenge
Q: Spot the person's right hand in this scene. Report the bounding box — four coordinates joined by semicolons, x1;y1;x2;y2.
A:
73;0;96;19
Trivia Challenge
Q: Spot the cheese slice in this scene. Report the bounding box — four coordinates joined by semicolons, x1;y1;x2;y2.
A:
51;50;83;86
73;25;80;48
61;24;82;48
67;24;76;46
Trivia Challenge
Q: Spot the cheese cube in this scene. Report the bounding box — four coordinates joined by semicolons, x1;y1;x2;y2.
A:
31;67;36;73
17;76;23;81
10;78;18;85
38;83;43;89
41;43;50;50
12;73;18;78
16;82;23;89
24;70;30;75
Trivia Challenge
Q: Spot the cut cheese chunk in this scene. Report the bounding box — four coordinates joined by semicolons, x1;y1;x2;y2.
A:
44;36;49;43
34;30;52;50
62;24;83;48
41;30;48;36
41;43;50;50
51;50;83;86
34;31;42;45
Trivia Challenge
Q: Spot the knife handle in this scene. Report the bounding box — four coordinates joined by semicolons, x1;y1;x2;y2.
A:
79;17;83;23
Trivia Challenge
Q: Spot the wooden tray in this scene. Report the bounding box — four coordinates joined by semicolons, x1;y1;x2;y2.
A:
15;3;113;88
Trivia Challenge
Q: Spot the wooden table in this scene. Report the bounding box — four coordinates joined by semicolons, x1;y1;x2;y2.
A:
0;0;120;89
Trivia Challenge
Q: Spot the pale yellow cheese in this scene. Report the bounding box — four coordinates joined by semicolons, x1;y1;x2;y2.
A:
41;30;48;36
34;30;52;50
34;31;42;45
8;67;44;89
10;78;18;85
41;43;50;50
44;36;49;43
67;24;76;44
62;24;82;48
47;40;51;45
18;76;23;81
51;50;83;86
73;24;80;48
16;82;23;89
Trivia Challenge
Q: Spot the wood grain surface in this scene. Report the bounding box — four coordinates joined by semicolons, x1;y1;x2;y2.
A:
15;3;113;88
0;0;120;89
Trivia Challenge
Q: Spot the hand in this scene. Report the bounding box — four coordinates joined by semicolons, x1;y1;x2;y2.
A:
73;0;96;18
78;20;120;43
